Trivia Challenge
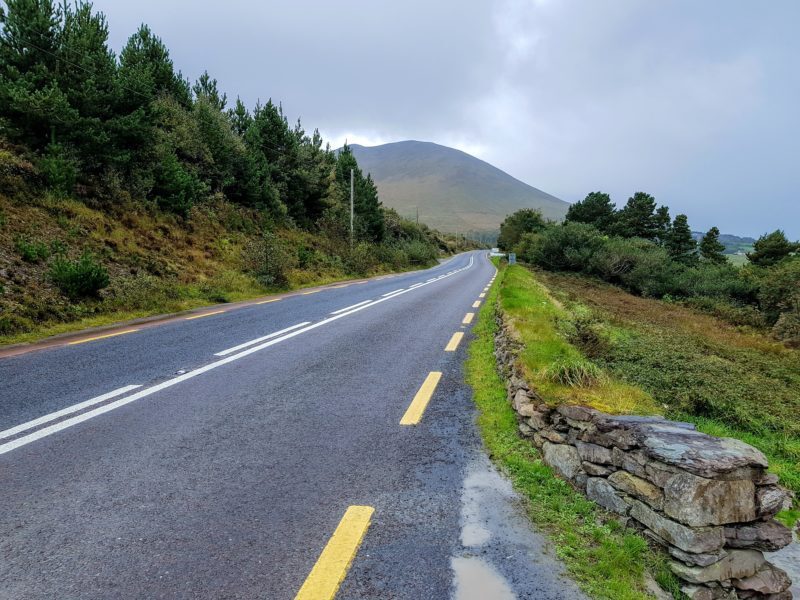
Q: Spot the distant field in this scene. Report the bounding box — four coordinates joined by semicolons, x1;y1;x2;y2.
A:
726;253;749;266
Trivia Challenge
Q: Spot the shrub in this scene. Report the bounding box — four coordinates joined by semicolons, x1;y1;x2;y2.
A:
772;310;800;347
588;237;655;283
104;273;183;311
242;229;296;287
49;252;110;299
14;237;50;262
0;314;34;335
402;239;437;264
757;258;800;324
519;222;604;272
345;242;378;276
39;143;77;196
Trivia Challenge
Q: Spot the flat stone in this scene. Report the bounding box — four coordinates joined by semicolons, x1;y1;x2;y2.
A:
663;472;756;526
540;429;567;444
513;389;532;411
628;499;724;553
575;441;614;464
519;422;534;438
582;461;614;477
669;549;765;584
556;405;598;422
724;520;793;552
755;473;780;486
732;563;792;594
645;461;680;488
542;441;583;482
668;545;729;567
516;402;537;418
587;477;629;515
756;486;790;519
680;584;714;600
608;471;664;510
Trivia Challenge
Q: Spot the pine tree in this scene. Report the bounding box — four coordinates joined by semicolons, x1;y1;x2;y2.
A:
336;144;384;242
699;227;727;264
614;192;660;240
665;214;697;265
192;71;226;111
747;230;798;267
654;205;671;243
564;191;616;233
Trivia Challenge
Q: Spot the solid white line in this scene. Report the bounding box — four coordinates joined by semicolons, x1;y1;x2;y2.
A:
381;289;404;297
214;322;312;356
0;385;141;441
330;300;372;315
0;254;478;456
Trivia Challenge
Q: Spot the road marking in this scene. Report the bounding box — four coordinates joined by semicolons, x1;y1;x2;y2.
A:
302;290;321;295
330;300;372;315
0;255;476;455
294;505;375;600
256;298;280;305
472;301;481;308
214;322;312;356
444;332;464;352
186;310;226;320
400;371;442;425
479;293;486;298
0;385;142;441
382;289;404;297
67;329;140;345
462;312;475;324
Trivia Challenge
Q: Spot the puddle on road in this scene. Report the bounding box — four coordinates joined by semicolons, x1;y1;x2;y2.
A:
452;556;516;600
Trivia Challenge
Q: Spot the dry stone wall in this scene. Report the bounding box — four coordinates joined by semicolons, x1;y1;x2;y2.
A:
493;311;794;600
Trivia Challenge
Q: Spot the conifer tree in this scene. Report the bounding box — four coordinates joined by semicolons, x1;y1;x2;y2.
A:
564;191;616;233
699;227;727;264
614;192;660;240
665;214;697;265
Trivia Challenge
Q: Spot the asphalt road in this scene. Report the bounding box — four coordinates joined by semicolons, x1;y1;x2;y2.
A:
0;250;586;600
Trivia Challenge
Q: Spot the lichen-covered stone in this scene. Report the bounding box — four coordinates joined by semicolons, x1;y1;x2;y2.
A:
587;477;629;515
575;441;614;465
628;499;724;553
526;412;549;430
756;485;791;520
582;461;614;477
732;563;792;595
542;441;582;482
608;470;664;510
663;472;756;526
556;404;598;422
724;520;793;552
669;549;766;583
540;429;567;444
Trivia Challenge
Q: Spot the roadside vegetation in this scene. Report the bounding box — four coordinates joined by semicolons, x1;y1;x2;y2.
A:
0;1;467;345
467;261;683;600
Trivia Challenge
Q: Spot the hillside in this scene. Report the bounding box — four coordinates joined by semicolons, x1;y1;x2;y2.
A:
692;231;755;254
349;141;568;235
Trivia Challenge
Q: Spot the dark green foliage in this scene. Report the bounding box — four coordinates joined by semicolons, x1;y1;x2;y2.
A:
497;208;547;250
699;227;727;264
49;251;109;298
15;236;49;262
517;222;604;271
747;230;798;267
335;144;384;242
756;258;800;324
565;191;616;234
613;192;661;241
664;214;697;265
38;142;76;194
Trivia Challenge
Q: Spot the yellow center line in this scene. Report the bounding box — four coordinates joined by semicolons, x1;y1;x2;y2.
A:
472;300;481;308
444;332;464;352
479;292;486;298
294;505;375;600
67;329;140;345
462;312;475;325
400;371;442;425
185;310;226;320
255;298;280;305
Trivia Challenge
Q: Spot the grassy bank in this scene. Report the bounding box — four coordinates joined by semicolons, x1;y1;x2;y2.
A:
466;261;682;600
536;270;800;499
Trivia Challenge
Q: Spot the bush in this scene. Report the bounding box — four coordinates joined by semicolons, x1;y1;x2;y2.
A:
0;314;34;335
243;229;296;287
402;239;437;264
757;258;800;324
104;273;183;311
519;222;604;271
49;252;110;299
14;237;50;262
588;237;656;283
39;143;77;196
772;311;800;347
344;242;378;276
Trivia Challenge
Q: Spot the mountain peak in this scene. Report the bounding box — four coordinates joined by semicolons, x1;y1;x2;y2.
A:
349;141;567;233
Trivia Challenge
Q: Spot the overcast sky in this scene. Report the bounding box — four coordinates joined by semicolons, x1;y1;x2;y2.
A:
94;0;799;238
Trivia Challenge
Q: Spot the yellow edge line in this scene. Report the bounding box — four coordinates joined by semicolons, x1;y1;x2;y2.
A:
462;312;475;325
302;290;321;295
68;329;140;345
444;332;464;352
472;300;481;308
256;298;280;305
185;310;226;320
294;505;375;600
400;371;442;425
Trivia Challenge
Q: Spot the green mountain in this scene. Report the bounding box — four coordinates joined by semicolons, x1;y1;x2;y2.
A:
349;141;568;234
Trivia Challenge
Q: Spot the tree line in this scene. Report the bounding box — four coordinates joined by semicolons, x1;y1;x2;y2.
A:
497;192;800;346
0;0;386;241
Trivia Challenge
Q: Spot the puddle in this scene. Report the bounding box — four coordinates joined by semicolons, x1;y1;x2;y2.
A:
460;458;516;549
452;556;516;600
766;529;800;596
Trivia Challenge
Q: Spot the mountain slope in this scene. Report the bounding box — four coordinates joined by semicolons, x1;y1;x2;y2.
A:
349;141;568;233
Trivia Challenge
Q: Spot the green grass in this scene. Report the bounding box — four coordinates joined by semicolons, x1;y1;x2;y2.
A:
466;261;683;600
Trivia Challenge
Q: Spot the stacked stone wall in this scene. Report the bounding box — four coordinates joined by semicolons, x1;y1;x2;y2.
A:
494;311;794;599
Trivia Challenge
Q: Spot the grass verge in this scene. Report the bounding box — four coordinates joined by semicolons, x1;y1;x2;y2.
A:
466;260;683;600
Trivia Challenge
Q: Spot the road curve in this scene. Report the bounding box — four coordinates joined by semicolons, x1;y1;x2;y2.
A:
0;251;586;599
